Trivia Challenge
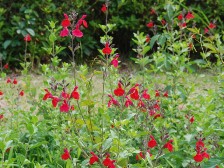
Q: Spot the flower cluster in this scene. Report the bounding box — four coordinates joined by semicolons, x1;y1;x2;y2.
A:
177;11;194;29
89;152;115;168
6;78;24;96
24;34;32;42
43;86;79;113
60;13;88;38
193;139;210;162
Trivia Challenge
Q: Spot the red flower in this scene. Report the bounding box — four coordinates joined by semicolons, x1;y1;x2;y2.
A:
194;153;204;162
89;152;99;165
43;89;52;100
108;94;119;107
62;91;70;99
136;152;144;160
71;86;80;100
137;99;145;108
72;28;83;38
61;148;70;160
185;12;194;20
19;90;24;96
154;113;161;119
208;22;216;29
3;63;8;69
178;13;183;20
24;34;31;42
146;21;154;28
6;78;11;83
163;91;168;97
60;100;70;112
142;89;150;100
70;105;75;111
101;4;107;13
52;96;60;107
189;116;194;123
148;135;157;148
146;35;150;43
111;54;119;68
114;82;125;96
0;114;3;120
149;110;156;116
196;140;204;151
202;151;210;159
130;89;139;100
163;140;173;152
82;20;88;28
124;96;133;107
179;22;187;29
103;155;116;168
102;42;112;55
60;27;69;37
161;19;166;26
13;78;18;84
150;8;156;15
155;90;160;97
0;91;3;96
204;28;209;34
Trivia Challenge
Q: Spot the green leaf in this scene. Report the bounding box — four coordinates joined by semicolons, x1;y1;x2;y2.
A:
184;134;193;143
158;35;167;46
3;40;11;49
49;33;57;43
141;46;150;55
26;28;35;36
187;28;200;34
203;43;217;53
201;157;224;168
150;34;160;48
30;141;48;149
102;138;113;151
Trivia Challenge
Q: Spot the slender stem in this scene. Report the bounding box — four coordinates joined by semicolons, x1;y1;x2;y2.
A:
24;41;27;63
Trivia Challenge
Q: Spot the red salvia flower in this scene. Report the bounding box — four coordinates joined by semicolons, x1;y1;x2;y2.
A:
103;155;116;168
13;78;18;85
146;21;154;28
136;152;145;160
154;113;161;119
189;116;194;123
150;8;156;15
148;135;157;148
71;86;80;100
137;99;145;108
3;63;8;69
6;78;11;83
163;140;173;152
124;96;133;107
179;22;187;29
61;13;71;27
196;139;205;151
202;151;210;159
155;90;160;97
72;28;83;38
185;12;194;20
0;91;3;96
61;148;70;160
114;82;125;96
0;114;3;120
161;19;166;26
62;91;70;99
146;35;150;43
43;89;52;100
194;153;204;162
130;89;139;100
163;91;168;97
52;96;60;107
142;89;150;100
60;27;69;37
89;152;99;165
111;54;119;68
70;105;75;111
178;13;183;20
24;34;31;42
101;4;107;13
149;109;156;116
60;100;70;113
204;28;209;34
208;22;216;29
19;90;24;96
102;42;112;55
108;94;119;107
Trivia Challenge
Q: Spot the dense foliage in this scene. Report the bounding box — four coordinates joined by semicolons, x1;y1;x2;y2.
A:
0;0;223;68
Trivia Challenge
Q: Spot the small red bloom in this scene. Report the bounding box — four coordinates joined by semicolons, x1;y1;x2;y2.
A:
148;135;157;148
114;82;125;96
185;12;194;20
19;90;24;96
101;4;107;13
52;96;60;107
130;89;139;100
161;19;166;26
163;140;173;152
179;22;187;29
137;99;145;108
189;116;194;123
208;22;216;29
124;96;133;107
6;78;11;83
155;90;160;97
202;151;210;159
61;148;70;160
0;114;3;120
71;86;80;100
146;21;154;28
108;95;119;107
146;35;150;43
150;8;156;15
24;34;31;42
72;28;83;38
194;153;203;162
102;42;112;55
82;20;88;28
43;89;52;100
61;19;70;27
196;140;205;151
0;91;3;96
178;13;183;20
136;152;144;160
60;27;69;37
111;54;119;68
204;28;209;34
163;91;168;97
142;89;150;100
103;155;116;168
89;152;99;165
3;63;9;69
70;105;75;111
62;91;70;99
13;78;18;84
154;113;161;119
60;100;70;113
149;110;156;116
